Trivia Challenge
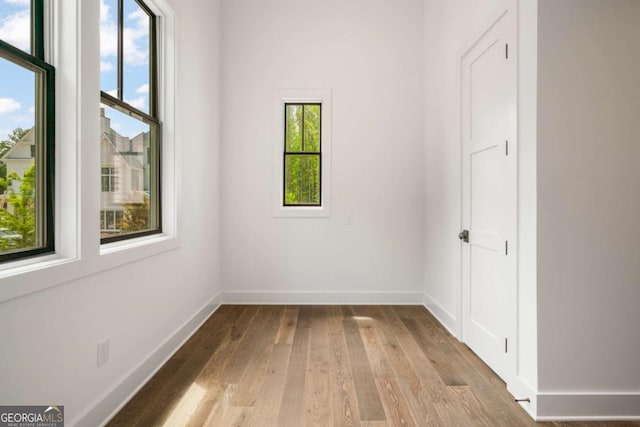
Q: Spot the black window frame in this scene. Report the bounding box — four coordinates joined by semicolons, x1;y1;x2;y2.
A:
0;0;55;263
283;102;322;207
100;0;161;244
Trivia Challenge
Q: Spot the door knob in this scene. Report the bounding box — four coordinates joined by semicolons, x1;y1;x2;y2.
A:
458;230;469;243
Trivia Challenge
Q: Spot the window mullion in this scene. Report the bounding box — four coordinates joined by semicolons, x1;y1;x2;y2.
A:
117;0;124;100
149;14;158;118
32;0;44;60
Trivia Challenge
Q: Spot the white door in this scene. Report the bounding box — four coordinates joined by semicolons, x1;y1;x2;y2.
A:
460;7;517;382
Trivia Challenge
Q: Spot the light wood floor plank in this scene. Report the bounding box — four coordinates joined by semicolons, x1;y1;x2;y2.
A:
375;306;446;425
276;324;310;426
401;317;467;386
231;307;281;407
375;377;418;427
246;343;292;427
327;306;361;427
200;383;236;427
377;306;447;402
342;312;386;421
275;307;299;344
218;406;251;427
222;306;277;384
303;306;331;427
360;325;394;379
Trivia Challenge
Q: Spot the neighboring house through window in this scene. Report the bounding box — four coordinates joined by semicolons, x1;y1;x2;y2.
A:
0;0;55;262
99;0;161;242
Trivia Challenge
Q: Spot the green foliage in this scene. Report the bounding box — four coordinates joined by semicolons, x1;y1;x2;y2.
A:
118;195;150;233
285;155;320;205
0;128;28;153
0;164;36;251
285;105;320;153
303;105;320;152
286;105;303;152
0;128;30;194
284;105;321;205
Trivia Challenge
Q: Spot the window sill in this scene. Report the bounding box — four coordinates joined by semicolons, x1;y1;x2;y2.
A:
274;205;332;218
0;233;179;304
0;254;81;303
100;233;179;259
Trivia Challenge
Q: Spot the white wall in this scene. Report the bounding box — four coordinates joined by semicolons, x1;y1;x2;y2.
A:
0;0;222;425
220;0;425;301
422;0;539;407
536;0;640;416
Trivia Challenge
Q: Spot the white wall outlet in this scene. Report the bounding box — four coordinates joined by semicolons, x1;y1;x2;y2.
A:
345;215;353;225
97;339;110;367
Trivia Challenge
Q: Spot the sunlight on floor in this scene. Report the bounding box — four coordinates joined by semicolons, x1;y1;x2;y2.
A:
162;382;206;427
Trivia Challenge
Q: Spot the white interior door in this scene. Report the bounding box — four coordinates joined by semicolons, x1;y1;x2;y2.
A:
460;7;517;382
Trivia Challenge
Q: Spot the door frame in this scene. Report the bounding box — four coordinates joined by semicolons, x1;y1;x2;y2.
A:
457;0;519;384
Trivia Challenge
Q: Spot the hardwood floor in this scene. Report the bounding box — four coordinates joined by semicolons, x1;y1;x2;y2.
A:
108;306;639;427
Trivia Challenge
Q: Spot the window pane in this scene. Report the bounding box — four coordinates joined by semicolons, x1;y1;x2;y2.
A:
0;55;43;255
100;0;119;95
284;155;320;205
123;0;151;114
303;104;320;153
106;210;115;229
285;104;302;152
101;175;110;192
100;103;159;239
0;0;31;54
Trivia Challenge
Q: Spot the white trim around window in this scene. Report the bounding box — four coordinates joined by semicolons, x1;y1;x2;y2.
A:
272;89;332;218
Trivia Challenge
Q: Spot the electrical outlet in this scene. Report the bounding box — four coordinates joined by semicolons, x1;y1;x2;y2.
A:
345;215;353;225
97;339;110;367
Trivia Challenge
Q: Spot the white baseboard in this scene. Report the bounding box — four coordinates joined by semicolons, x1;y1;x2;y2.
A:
536;392;640;421
221;291;423;305
508;377;537;420
421;292;458;338
73;293;223;427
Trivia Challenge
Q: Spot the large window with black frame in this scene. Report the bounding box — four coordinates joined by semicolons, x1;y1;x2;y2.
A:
284;103;321;206
0;0;55;262
100;0;160;242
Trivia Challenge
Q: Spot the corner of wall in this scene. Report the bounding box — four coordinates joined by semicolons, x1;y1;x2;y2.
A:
421;292;458;338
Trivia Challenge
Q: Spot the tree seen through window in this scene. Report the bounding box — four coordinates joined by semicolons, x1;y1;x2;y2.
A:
284;103;321;206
